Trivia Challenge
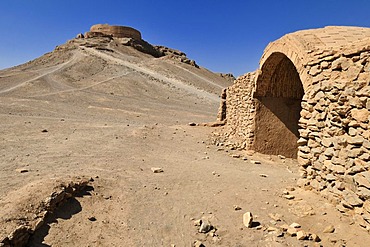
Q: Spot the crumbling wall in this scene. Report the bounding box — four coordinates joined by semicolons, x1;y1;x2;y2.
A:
216;72;256;149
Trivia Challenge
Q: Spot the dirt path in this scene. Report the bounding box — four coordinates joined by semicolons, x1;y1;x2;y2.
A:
0;51;80;94
84;48;220;102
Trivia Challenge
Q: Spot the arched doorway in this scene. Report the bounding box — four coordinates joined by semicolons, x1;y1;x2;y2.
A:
252;52;304;158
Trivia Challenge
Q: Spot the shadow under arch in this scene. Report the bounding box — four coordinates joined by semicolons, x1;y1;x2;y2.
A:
252;52;304;158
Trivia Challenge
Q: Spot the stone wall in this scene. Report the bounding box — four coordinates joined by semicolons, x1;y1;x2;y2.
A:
297;41;370;229
217;72;256;150
217;27;370;230
89;24;142;40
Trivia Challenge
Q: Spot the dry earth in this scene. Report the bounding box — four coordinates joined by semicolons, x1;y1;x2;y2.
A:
1;36;370;247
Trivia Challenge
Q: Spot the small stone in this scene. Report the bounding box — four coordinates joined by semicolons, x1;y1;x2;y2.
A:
188;122;197;126
284;195;295;200
279;224;289;231
290;222;301;229
193;219;202;226
199;220;212;233
193;240;205;247
251;160;261;164
287;227;298;236
41;129;48;133
259;174;268;178
296;230;307;240
309;233;321;242
267;226;278;232
88;216;97;222
278;155;286;159
234;205;242;211
16;168;29;173
151;167;163;173
323;225;335;233
243;212;253;228
231;154;240;158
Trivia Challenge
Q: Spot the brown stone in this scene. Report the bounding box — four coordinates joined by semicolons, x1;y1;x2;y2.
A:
351;108;370;122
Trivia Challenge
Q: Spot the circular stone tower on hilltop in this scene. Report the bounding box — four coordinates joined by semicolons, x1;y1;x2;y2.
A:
89;24;142;40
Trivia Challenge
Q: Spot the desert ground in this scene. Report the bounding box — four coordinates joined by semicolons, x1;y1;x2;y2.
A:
1;36;370;246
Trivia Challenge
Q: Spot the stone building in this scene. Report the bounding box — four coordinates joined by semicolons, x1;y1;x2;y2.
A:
218;26;370;229
85;24;142;40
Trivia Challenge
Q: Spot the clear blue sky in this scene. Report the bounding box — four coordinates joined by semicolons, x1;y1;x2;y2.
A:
1;0;370;76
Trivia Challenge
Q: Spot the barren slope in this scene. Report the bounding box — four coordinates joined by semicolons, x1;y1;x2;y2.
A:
1;37;369;247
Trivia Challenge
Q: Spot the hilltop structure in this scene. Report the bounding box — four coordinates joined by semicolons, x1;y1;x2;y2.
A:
86;24;142;40
74;24;200;68
217;26;370;229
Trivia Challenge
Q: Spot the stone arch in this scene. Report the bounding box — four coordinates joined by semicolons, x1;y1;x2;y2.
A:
252;52;304;158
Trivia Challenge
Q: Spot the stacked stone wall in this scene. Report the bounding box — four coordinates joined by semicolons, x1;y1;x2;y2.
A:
218;33;370;230
217;72;256;149
297;42;370;229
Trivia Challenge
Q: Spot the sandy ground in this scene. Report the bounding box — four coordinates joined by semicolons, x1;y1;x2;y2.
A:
1;37;370;246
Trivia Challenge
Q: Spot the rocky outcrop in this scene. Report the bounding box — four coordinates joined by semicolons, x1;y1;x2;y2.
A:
0;177;91;247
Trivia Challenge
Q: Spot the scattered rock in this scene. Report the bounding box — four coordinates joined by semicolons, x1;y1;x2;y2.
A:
212;171;220;177
259;174;269;178
290;222;301;228
15;168;29;173
279;224;289;231
309;233;321;242
243;212;253;228
199;220;212;233
286;227;298;236
193;240;205;247
234;205;242;211
283;195;295;200
267;226;278;232
251;160;261;164
278;155;286;159
193;219;202;226
88;216;97;222
41;129;48;133
323;225;335;233
151;167;163;173
231;154;240;158
296;230;307;240
188;122;197;126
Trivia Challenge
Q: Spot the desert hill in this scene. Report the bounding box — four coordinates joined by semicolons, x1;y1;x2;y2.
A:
0;28;233;126
1;25;369;247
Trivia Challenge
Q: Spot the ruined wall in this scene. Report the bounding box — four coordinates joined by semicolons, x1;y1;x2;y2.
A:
218;27;370;230
217;72;256;150
297;40;370;229
89;24;142;40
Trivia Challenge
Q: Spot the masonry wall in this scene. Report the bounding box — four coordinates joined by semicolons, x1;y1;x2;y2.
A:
217;72;256;150
297;45;370;229
218;41;370;230
90;24;142;40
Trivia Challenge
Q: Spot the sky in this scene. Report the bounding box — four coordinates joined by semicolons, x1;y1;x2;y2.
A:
1;1;370;76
